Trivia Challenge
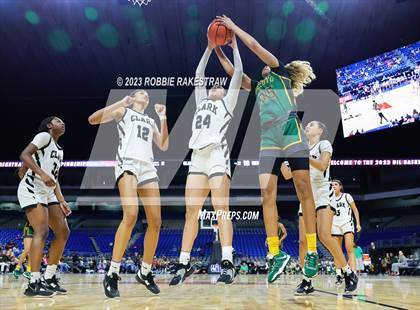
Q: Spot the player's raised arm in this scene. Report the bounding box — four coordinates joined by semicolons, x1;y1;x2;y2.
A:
152;104;169;151
195;41;214;105
88;96;133;125
214;46;252;92
224;36;243;114
216;15;279;68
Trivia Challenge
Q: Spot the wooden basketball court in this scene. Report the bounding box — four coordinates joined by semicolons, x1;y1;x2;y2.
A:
1;274;418;309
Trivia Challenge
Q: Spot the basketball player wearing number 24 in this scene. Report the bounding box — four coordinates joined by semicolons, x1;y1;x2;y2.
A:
215;15;319;283
170;35;243;286
88;91;168;298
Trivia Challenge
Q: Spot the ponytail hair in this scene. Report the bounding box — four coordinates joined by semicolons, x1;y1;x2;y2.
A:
285;60;316;97
316;121;329;140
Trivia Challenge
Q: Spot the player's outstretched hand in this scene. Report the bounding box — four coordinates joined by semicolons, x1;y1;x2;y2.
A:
215;15;236;30
357;224;362;232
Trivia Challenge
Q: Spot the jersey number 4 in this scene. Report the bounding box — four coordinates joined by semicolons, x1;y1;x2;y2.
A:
137;125;150;141
195;114;211;129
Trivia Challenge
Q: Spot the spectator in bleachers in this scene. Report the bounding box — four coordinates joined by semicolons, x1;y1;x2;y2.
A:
239;261;249;275
369;242;380;274
0;249;13;273
354;243;364;274
391;251;408;276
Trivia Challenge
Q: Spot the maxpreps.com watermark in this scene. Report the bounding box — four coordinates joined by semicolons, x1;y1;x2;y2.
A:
117;76;229;87
198;210;260;221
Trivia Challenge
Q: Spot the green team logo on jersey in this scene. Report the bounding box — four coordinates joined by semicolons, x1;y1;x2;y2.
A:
256;71;295;125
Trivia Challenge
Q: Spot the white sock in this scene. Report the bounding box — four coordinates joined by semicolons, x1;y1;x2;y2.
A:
222;246;233;263
336;268;343;276
44;264;57;280
342;264;351;275
107;260;121;276
179;251;190;265
30;272;40;283
140;262;151;276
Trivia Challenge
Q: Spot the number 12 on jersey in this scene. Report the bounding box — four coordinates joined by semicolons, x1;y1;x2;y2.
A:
137;125;150;141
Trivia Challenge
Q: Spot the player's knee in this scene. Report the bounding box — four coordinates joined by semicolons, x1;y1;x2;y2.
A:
122;212;138;228
57;225;70;242
148;216;161;232
35;226;49;241
185;207;199;222
261;187;276;204
345;243;353;255
294;179;311;199
213;204;229;216
318;229;331;245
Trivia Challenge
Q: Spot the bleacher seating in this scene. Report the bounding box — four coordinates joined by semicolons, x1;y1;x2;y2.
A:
2;225;419;259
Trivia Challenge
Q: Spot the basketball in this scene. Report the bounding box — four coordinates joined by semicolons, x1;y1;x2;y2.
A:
207;20;233;46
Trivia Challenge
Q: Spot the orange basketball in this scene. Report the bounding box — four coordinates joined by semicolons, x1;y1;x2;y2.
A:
207;20;233;46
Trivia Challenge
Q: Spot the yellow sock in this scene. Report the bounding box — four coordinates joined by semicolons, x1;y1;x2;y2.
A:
27;265;31;272
267;236;280;256
306;233;317;252
15;265;21;271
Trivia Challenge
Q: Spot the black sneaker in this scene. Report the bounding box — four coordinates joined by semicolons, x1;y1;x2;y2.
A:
344;270;358;293
294;279;315;296
335;274;344;286
103;273;121;298
44;275;67;294
169;263;195;286
24;280;56;298
217;260;236;284
135;272;160;294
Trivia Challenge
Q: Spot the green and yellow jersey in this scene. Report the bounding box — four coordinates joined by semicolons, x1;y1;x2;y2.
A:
254;65;296;125
251;64;305;153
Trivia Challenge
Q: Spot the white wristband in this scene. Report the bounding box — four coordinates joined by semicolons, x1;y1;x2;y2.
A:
159;116;167;120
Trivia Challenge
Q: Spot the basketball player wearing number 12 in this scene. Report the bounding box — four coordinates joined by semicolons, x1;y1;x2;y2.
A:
215;15;319;282
88;90;168;298
170;35;243;286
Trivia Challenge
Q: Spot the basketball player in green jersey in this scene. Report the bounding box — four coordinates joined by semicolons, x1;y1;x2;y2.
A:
215;15;319;282
13;221;33;280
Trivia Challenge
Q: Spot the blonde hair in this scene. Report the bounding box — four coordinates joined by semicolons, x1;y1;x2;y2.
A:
285;60;316;97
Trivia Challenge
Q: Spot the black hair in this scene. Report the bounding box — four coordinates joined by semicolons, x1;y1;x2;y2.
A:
316;121;329;140
38;116;57;133
332;179;343;192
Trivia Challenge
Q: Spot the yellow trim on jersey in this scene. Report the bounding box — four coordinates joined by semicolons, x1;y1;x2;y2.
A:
283;118;303;150
270;71;295;108
278;75;295;108
271;71;291;81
